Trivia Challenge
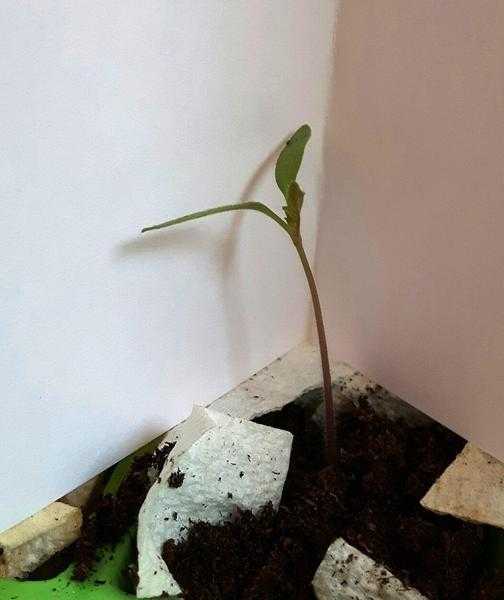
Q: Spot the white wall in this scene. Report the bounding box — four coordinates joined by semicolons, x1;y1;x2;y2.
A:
0;1;336;532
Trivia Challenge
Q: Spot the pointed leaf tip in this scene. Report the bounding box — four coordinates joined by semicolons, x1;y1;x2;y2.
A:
275;124;311;200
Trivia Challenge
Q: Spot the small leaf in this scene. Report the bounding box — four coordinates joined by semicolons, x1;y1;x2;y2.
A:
282;182;305;235
275;124;311;199
142;201;291;235
104;434;164;497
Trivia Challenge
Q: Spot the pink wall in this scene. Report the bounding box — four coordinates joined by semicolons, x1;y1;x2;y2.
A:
317;1;504;459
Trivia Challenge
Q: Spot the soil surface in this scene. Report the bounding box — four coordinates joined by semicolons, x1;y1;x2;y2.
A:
161;400;504;600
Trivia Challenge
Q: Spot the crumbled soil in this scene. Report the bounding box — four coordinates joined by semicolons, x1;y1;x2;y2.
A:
161;400;504;600
168;469;185;488
71;442;174;580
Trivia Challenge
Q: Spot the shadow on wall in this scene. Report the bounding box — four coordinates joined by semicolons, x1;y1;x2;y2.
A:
115;140;284;382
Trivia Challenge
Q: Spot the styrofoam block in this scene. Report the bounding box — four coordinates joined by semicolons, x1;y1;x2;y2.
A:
421;442;504;529
0;502;82;578
136;406;292;598
212;342;430;427
211;342;324;419
312;538;427;600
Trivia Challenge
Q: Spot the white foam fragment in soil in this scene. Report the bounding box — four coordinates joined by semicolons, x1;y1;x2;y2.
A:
211;342;323;419
136;406;293;598
312;538;428;600
0;502;82;578
421;442;504;528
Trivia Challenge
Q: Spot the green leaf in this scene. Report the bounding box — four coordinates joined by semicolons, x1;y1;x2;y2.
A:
275;124;311;200
142;201;291;235
103;433;165;497
282;182;305;235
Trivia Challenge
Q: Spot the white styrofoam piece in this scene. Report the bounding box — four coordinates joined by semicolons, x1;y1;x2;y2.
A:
312;538;427;600
211;342;323;419
212;342;430;426
421;442;504;528
136;406;293;598
0;502;82;578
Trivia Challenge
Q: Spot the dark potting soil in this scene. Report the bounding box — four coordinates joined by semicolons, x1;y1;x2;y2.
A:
160;400;504;600
71;442;174;581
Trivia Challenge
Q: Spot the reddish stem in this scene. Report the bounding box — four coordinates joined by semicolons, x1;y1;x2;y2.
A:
295;241;336;464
